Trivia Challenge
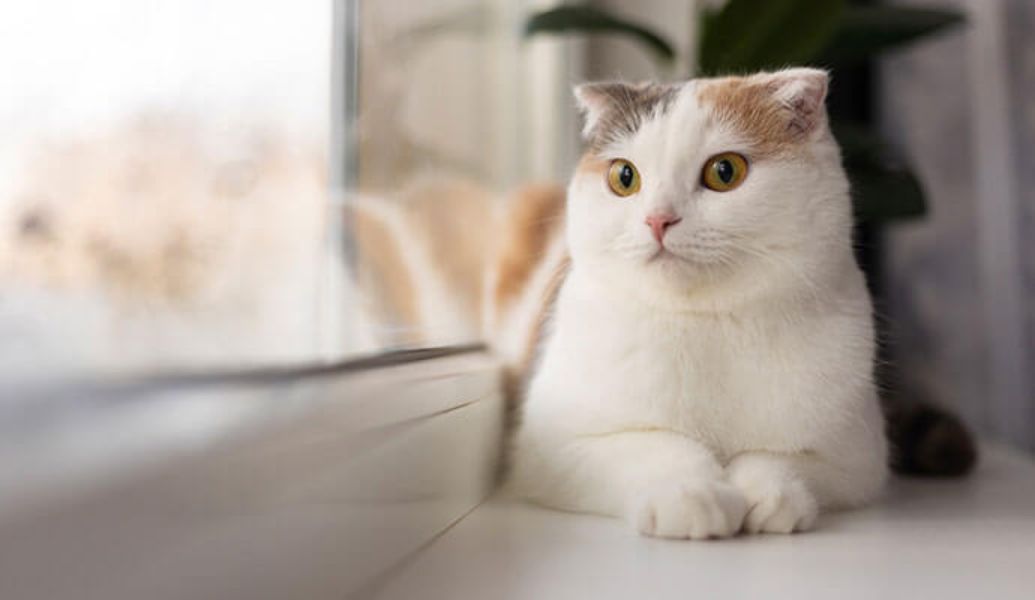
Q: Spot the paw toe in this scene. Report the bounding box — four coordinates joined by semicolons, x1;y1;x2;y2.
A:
630;480;747;539
743;482;817;534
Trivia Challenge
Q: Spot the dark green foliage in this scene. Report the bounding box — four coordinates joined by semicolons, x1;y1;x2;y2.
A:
698;0;844;74
833;121;926;221
817;6;966;67
524;6;676;62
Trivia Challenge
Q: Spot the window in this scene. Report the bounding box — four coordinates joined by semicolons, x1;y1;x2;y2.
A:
0;0;592;590
0;0;581;381
343;0;582;352
0;1;334;380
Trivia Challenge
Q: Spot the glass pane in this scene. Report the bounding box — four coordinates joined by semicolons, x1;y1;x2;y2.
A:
0;1;333;381
345;0;567;352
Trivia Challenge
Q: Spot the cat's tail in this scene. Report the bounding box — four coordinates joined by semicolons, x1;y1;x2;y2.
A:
884;392;977;477
348;177;497;349
347;177;567;362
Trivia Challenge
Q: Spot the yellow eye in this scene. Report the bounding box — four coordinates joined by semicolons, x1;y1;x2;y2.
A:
606;159;641;197
701;152;749;192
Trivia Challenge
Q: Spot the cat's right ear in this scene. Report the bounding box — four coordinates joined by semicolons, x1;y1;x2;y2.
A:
573;82;628;139
575;81;679;144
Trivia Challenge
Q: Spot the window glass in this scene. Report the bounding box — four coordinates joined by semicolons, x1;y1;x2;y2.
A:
0;0;578;381
0;1;332;380
346;0;555;350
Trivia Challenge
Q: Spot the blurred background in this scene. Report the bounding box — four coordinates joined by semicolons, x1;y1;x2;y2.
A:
0;1;332;378
0;0;1031;452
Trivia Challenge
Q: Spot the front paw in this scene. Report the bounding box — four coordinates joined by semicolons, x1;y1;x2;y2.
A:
727;454;818;534
628;479;747;539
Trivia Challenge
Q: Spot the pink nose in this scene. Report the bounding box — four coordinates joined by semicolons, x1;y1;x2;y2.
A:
645;213;682;243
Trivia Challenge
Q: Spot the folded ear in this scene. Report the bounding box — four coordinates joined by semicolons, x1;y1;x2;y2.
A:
763;68;829;138
573;82;637;139
573;81;679;145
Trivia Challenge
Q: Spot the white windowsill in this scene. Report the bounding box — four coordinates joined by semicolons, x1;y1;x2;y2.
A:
371;443;1035;600
5;347;1032;600
0;350;504;600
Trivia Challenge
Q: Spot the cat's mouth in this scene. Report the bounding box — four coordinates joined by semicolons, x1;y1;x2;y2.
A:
647;245;683;263
646;241;732;269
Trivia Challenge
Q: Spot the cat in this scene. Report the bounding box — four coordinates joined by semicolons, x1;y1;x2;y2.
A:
500;68;887;538
349;177;497;349
1;75;972;494
351;76;972;511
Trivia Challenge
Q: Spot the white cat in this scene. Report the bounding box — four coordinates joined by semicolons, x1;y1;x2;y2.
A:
505;68;888;538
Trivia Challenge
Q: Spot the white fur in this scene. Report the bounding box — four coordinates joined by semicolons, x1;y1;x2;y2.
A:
508;70;887;538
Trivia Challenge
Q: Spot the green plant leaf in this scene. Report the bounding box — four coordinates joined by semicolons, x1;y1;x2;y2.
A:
817;6;965;66
698;0;845;75
524;5;675;63
833;121;926;223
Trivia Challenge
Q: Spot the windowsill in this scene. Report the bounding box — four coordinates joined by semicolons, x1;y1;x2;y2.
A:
5;342;1030;600
0;345;487;508
370;443;1035;600
0;348;503;600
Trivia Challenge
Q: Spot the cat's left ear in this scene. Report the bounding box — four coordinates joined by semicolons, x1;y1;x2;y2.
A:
764;68;829;138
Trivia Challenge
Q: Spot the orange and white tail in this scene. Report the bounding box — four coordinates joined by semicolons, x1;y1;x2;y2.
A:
348;178;497;350
348;178;567;394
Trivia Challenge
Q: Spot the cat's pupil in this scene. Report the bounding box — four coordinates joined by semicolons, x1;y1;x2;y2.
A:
619;165;634;188
716;160;734;184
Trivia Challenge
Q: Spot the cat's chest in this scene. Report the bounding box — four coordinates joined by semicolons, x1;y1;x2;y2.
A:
543;299;803;448
555;305;772;401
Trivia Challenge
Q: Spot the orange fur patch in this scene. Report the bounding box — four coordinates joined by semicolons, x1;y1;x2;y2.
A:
492;183;567;316
696;76;806;158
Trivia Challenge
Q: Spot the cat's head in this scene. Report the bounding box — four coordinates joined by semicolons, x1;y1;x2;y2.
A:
566;68;852;309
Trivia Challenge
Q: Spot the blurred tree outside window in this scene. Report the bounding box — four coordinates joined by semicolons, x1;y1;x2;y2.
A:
0;1;333;381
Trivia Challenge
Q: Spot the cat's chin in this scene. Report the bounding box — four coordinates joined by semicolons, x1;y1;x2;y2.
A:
643;249;731;283
602;263;735;311
641;247;695;272
646;245;730;269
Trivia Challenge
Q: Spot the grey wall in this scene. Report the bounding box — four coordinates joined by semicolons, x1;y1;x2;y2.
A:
881;0;1034;450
